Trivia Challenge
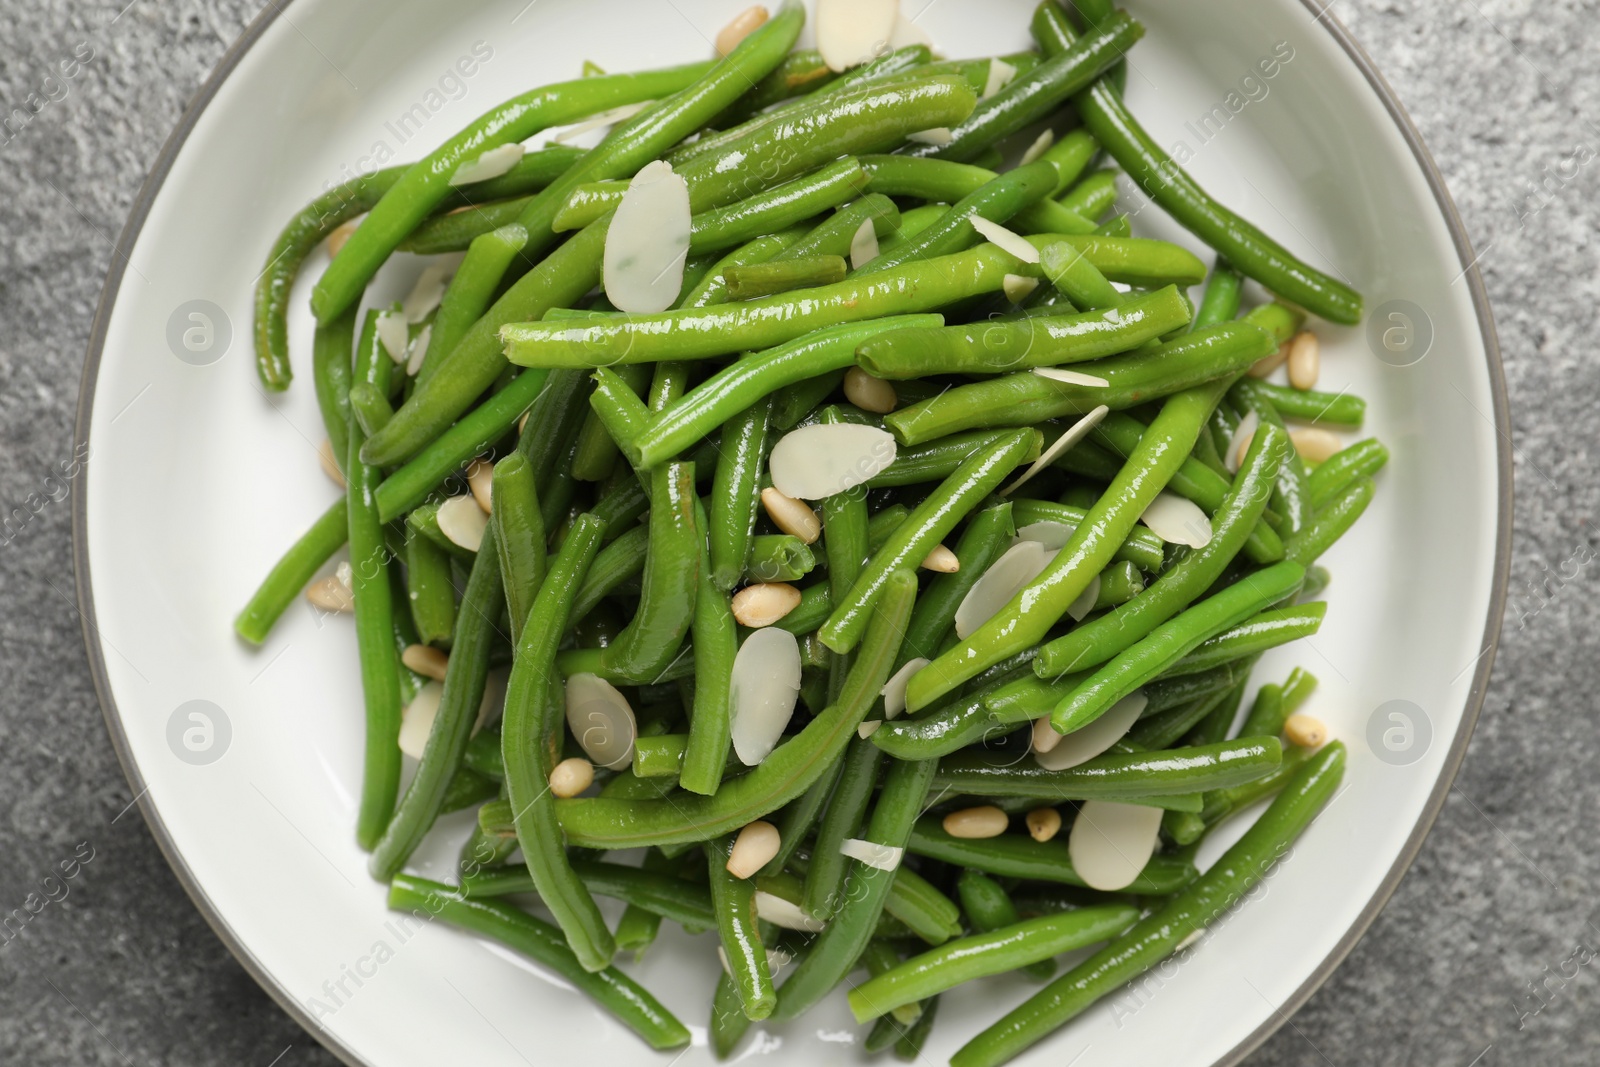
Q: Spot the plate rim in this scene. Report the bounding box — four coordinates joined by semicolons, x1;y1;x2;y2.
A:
69;3;1513;1065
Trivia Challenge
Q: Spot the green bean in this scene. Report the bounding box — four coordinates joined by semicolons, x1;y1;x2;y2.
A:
1284;477;1375;566
849;903;1138;1023
683;530;736;796
856;159;1060;275
898;502;1015;663
1056;168;1118;220
388;875;689;1049
857;285;1190;379
629;734;686;779
234;498;348;644
407;502;473;562
722;255;847;300
1008;499;1166;572
550;569;915;849
869;432;1036;490
416;223;528;385
1193;258;1244;331
680;231;801;313
895;994;941;1061
399;196;530;255
569;525;648;623
1034;422;1290;675
372;368;546;522
504;243;1026;369
1230;380;1313;534
439;767;498;814
1122;679;1237;752
631;315;942;468
771;755;937;1022
501;513;613;972
917;13;1142;163
595;462;698;684
858;154;1097;237
784;193;903;260
958;870;1057;982
1237;679;1288;740
1031;2;1361;326
706;835;777;1020
1180;670;1249;747
1238;378;1366;428
1309;439;1389;508
487;457;543;643
403;522;456;647
1164;603;1327;677
765;582;830;636
905;374;1246;712
706;47;836;129
310;309;357;474
707;397;772;591
861;941;925;1034
1093;559;1145;608
711;970;754;1060
346;311;403;851
884;321;1273;447
936;734;1281;798
951;741;1346;1067
461;857;711;930
694;158;869;252
820;430;1033;654
1193;745;1318;835
1038;239;1122;310
804;735;883;921
1046;561;1303;732
462;728;503;780
368;525;504;878
907;819;1196;893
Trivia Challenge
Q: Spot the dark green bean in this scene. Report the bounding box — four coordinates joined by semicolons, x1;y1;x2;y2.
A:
708;397;772;591
234;499;348;644
1164;603;1327;677
683;526;736;796
1008;498;1166;572
596;462;698;684
404;522;456;647
956;869;1056;982
707;835;777;1020
491;453;546;643
906;818;1196;893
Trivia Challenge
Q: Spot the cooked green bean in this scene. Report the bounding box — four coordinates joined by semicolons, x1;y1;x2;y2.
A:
1309;439;1389;508
490;453;545;643
1007;498;1167;572
403;522;456;647
1057;167;1119;220
1164;603;1327;677
933;736;1282;801
416;223;529;385
596;462;698;684
1284;477;1376;565
234;498;349;644
956;869;1056;982
1236;377;1366;427
707;835;777;1020
804;734;883;921
709;397;772;591
683;528;736;796
569;525;648;624
722;255;847;300
906;819;1196;894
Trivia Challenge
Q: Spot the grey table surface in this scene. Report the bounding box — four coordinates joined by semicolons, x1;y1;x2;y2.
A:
1;0;1596;1064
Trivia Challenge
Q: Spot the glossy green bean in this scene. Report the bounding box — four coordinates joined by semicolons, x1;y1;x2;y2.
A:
490;454;545;643
870;431;1038;489
568;525;648;624
1008;499;1166;572
1038;239;1121;310
935;735;1281;799
707;835;777;1020
708;397;772;591
549;570;915;849
403;522;456;647
461;857;711;929
399;195;530;255
1237;378;1366;428
631;315;942;468
1034;422;1289;675
310;309;357;474
857;159;1060;275
683;511;735;795
900;502;1016;663
234;498;348;644
501;514;613;972
906;819;1195;893
1230;379;1313;534
596;463;698;684
1309;439;1388;508
820;430;1033;654
1284;477;1375;565
416;223;529;385
388;875;689;1049
956;869;1056;981
849;904;1138;1023
722;255;847;300
1056;168;1118;220
884;321;1273;446
1164;603;1327;677
711;970;754;1060
951;741;1346;1067
693;158;869;253
804;735;883;921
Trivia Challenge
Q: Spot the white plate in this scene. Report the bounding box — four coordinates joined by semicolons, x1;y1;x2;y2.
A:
73;2;1509;1065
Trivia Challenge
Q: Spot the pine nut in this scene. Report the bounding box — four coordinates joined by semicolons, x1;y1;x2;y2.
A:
438;495;488;552
921;544;959;573
401;644;449;680
843;367;898;414
727;820;781;878
731;582;802;628
716;5;769;55
326;219;359;256
318;437;345;489
761;487;821;544
1284;713;1328;748
306;574;355;612
1248;342;1290;379
1025;807;1062;843
942;805;1009;839
549;757;595;798
1032;714;1064;754
466;458;494;514
1287;331;1320;390
1290;428;1343;464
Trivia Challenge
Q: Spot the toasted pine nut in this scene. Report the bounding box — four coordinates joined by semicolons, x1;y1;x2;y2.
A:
1025;807;1062;843
716;5;769;55
727;820;781;878
761;487;821;544
1249;342;1290;379
438;495;488;552
843;367;898;414
921;544;960;573
306;574;355;612
326;219;359;256
318;437;345;489
942;805;1009;839
1290;428;1343;464
731;582;802;628
549;757;595;798
401;644;449;680
1031;715;1064;754
466;458;494;514
1287;331;1320;390
1284;713;1328;748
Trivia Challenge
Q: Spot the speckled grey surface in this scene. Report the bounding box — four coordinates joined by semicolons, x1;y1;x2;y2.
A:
1;0;1596;1064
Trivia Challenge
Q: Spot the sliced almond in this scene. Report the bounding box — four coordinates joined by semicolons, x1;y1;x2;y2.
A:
398;680;444;759
760;487;821;544
843;367;897;414
816;0;899;72
880;658;929;719
970;215;1039;264
727;821;781;878
729;627;802;765
999;404;1108;496
318;437;345;488
1291;428;1343;463
403;264;450;323
1226;410;1260;474
849;217;881;270
1068;800;1163;891
983;57;1018;99
754;889;825;932
1032;367;1108;388
840;838;904;871
1020;129;1054;165
769;423;896;500
326;219;360;256
716;5;769;55
604;159;691;314
550;101;651;145
376;310;410;364
857;720;882;739
906;127;953;146
565;673;637;770
404;324;432;377
450;143;525;186
731;582;803;628
437;495;488;552
466;458;494;514
1140;492;1213;548
1034;691;1146;771
954;540;1048;639
1065;574;1102;623
401;644;449;681
305;574;355;613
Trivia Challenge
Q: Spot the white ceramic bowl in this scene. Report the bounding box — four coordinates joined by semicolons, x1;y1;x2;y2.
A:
73;2;1509;1065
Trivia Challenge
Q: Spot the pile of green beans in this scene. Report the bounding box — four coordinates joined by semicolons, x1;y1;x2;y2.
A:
235;5;1381;1062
